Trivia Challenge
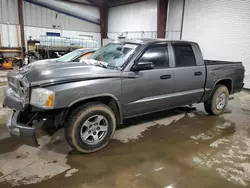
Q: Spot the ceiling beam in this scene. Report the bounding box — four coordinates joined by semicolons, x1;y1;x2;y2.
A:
63;0;96;7
108;0;147;7
88;0;147;7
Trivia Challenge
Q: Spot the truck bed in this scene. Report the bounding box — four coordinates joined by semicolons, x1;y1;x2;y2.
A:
205;60;242;65
202;59;244;102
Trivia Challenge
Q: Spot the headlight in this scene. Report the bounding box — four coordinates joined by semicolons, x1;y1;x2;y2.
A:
30;88;55;109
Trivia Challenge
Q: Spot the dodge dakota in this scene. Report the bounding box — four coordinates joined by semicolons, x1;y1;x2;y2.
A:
4;39;245;153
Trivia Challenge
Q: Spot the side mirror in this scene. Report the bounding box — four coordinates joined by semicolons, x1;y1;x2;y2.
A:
131;61;154;71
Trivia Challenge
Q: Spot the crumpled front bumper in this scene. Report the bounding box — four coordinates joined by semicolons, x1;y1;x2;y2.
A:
3;89;24;110
6;111;39;147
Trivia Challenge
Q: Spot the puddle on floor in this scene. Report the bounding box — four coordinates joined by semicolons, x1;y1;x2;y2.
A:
0;94;250;187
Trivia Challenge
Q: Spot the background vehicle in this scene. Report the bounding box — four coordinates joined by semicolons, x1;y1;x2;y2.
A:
4;39;244;153
28;48;95;65
27;36;99;63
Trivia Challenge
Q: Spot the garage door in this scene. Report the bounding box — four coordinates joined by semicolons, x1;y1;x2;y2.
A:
182;0;250;88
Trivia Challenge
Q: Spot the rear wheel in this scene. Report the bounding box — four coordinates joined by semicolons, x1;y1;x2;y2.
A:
65;102;116;153
204;84;229;115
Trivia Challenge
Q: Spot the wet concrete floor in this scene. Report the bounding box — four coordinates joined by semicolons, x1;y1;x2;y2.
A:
0;92;250;187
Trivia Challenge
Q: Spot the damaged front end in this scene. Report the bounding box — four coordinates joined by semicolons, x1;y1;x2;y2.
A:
3;71;40;146
5;107;67;147
4;71;66;147
6;110;39;147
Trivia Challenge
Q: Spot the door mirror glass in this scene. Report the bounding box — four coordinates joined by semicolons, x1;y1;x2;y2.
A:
131;61;154;71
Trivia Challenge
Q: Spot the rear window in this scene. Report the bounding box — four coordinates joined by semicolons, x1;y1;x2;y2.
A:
173;45;196;67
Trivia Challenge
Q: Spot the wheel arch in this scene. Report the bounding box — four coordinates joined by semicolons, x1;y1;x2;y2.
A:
209;78;233;99
66;93;123;125
215;78;233;93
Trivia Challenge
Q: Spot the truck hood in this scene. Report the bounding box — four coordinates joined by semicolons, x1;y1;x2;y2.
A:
29;58;57;65
19;60;122;87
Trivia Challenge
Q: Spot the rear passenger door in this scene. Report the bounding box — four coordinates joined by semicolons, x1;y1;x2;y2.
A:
171;43;206;106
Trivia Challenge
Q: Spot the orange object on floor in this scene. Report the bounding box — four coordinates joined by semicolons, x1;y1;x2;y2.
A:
2;60;13;70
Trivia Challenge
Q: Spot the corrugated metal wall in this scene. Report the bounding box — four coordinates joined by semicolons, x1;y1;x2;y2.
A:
0;0;19;24
0;0;101;48
166;0;184;40
24;26;101;46
0;0;20;47
108;0;157;39
108;0;184;40
0;24;20;47
23;1;99;32
182;0;250;88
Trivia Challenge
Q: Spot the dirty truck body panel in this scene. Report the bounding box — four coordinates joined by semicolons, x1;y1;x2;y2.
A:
203;60;244;100
3;39;245;147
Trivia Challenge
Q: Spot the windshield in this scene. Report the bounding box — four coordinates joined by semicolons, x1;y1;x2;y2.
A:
87;43;139;68
57;50;83;62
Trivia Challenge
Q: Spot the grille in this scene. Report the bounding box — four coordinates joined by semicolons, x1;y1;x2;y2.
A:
8;77;18;94
18;81;25;98
7;74;29;107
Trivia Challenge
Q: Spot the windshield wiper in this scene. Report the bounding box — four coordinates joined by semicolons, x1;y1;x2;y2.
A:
80;59;108;68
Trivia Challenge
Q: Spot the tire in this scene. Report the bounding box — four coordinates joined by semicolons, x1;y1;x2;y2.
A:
204;84;229;115
64;102;116;153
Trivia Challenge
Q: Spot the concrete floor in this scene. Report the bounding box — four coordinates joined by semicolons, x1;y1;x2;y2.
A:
0;92;250;188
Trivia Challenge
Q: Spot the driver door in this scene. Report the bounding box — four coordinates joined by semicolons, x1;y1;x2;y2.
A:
121;44;174;118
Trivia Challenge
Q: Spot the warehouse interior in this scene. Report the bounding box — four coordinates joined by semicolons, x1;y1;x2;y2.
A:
0;0;250;187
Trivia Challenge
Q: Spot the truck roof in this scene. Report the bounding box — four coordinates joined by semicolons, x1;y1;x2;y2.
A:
114;38;197;45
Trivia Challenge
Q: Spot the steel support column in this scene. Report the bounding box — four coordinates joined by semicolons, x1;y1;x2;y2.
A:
99;4;108;46
157;0;169;38
18;0;25;66
180;0;186;40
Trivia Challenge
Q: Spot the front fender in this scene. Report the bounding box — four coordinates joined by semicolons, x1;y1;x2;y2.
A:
68;93;120;107
68;93;123;125
44;79;123;123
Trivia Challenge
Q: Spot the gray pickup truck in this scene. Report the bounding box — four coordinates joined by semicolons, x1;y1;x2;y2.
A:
4;39;244;153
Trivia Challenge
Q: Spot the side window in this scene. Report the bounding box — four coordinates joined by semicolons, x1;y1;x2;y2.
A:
173;45;196;67
138;46;169;69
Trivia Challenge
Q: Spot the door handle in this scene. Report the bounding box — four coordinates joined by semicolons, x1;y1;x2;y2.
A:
160;75;172;79
194;71;202;76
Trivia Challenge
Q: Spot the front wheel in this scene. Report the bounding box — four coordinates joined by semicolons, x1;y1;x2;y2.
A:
65;102;116;153
204;84;229;115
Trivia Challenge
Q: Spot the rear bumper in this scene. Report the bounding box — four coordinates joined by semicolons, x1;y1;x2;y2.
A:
7;111;39;147
232;82;244;94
